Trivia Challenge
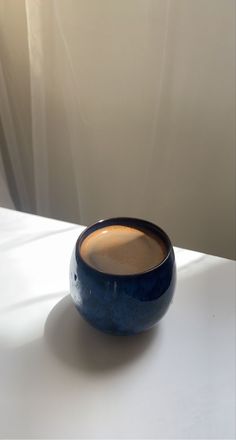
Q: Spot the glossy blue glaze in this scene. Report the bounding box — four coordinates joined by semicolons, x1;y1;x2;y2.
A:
70;218;176;335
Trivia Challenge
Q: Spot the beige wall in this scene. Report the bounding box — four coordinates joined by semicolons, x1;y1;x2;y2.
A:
0;0;235;259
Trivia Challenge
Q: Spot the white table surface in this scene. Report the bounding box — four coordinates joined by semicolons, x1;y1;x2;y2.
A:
0;208;235;439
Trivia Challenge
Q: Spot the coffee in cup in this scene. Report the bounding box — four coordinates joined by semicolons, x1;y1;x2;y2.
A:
70;217;176;335
80;224;167;275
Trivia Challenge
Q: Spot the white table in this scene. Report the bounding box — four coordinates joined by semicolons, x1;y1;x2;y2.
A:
0;208;235;439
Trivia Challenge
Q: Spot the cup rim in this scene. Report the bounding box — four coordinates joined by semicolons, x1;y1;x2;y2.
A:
76;217;173;278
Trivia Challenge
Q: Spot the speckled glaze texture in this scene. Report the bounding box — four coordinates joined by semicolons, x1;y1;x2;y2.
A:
70;218;176;335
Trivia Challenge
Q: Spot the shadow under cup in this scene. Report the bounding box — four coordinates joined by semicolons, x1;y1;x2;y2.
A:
70;218;176;335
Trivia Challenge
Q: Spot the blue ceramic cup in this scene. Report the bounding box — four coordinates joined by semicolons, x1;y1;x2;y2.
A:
70;218;176;335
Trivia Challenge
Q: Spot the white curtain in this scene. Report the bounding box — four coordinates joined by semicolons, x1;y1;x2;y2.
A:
0;0;235;259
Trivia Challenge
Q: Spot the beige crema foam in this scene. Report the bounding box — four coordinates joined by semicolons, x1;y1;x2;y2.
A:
80;225;167;275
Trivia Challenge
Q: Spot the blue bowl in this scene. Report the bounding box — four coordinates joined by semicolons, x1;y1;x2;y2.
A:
70;218;176;335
